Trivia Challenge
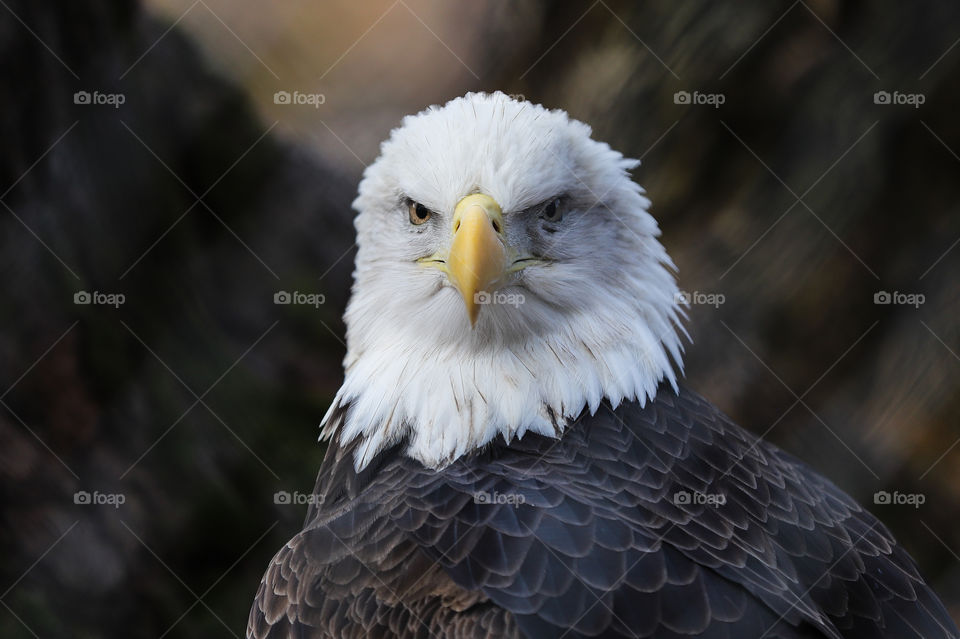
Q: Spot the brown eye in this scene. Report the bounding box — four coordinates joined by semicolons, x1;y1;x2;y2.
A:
541;198;563;222
408;201;431;225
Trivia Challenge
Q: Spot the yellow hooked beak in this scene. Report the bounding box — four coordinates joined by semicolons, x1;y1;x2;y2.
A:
447;194;507;326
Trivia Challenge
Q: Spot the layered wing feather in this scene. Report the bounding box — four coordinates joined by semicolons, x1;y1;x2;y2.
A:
248;386;959;638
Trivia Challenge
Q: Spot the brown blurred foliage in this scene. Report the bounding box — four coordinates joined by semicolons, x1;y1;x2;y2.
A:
1;1;958;636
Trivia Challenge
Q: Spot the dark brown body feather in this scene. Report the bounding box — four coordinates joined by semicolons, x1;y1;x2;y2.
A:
248;386;959;638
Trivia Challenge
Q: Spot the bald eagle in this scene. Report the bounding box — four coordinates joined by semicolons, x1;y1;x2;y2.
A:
248;92;958;638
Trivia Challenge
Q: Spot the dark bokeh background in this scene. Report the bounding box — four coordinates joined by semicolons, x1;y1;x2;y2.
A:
1;1;959;637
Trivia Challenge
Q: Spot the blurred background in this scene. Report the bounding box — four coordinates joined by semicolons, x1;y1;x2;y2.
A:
1;0;959;636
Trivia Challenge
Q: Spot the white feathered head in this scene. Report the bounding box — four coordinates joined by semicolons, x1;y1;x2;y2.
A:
322;92;685;470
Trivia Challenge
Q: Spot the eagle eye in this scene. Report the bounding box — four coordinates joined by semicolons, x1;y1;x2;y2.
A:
541;198;563;222
408;200;432;225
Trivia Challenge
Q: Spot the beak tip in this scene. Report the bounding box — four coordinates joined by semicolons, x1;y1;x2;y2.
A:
467;305;480;327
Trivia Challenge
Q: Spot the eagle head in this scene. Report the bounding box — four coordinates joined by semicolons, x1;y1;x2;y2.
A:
323;92;686;470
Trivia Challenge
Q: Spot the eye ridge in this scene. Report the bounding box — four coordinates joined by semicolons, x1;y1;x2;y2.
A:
407;200;432;225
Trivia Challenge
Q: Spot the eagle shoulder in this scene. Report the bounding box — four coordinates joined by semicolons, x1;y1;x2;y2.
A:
249;386;960;639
